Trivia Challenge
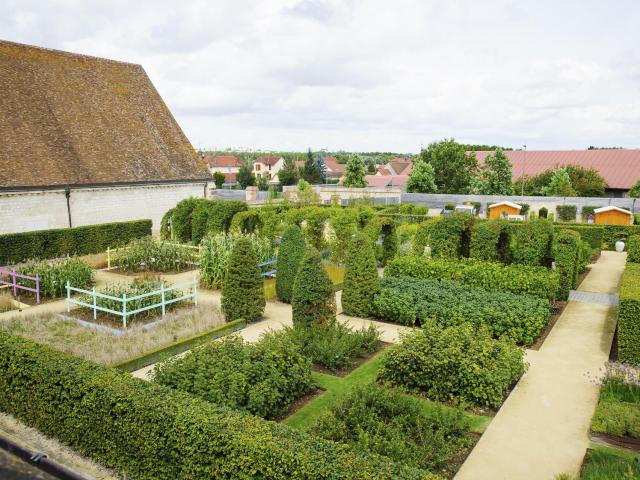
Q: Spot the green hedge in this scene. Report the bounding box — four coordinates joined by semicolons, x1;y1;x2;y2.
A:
555;223;640;251
428;214;474;259
0;333;429;480
627;235;640;263
469;219;511;263
377;323;526;408
556;205;577;222
113;319;246;372
0;220;151;265
411;219;437;255
374;276;550;345
618;263;640;365
510;219;554;266
553;224;603;250
385;256;559;302
553;230;580;300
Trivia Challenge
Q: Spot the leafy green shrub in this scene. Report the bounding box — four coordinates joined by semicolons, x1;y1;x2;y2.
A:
517;203;530;216
276;225;306;303
291;248;336;327
154;334;315;419
113;237;196;272
385;256;559;302
581;205;600;221
591;375;640;439
310;384;471;474
191;199;248;243
618;263;640;365
428;213;474;258
469;219;511;263
0;334;426;479
342;233;379;317
230;209;262;234
380;220;398;266
372;289;418;325
160;208;175;240
199;233;273;289
221;237;265;322
375;276;550;345
302;207;331;250
18;258;93;299
378;323;526;408
553;225;604;250
553;229;580;300
556;205;578;222
0;220;151;265
511;219;554;266
628;235;640;263
328;209;358;264
412;219;437;255
275;322;380;372
80;279;183;322
172;197;204;243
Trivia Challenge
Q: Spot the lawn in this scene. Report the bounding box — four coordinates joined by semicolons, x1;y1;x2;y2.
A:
578;446;639;480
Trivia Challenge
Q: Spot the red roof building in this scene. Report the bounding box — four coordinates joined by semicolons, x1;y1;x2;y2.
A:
203;155;242;169
323;156;346;179
474;149;640;196
365;175;408;188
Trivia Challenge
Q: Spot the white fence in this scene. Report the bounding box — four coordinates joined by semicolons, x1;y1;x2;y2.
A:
66;278;198;328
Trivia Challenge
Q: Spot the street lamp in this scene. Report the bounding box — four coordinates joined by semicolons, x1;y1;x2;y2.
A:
520;144;527;197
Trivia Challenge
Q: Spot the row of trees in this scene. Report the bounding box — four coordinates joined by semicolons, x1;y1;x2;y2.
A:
405;138;609;197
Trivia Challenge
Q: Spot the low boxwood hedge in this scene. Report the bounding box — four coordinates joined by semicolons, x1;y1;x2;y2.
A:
385;256;559;302
377;323;526;408
554;223;640;251
618;264;640;365
0;332;429;480
374;276;550;345
0;220;151;264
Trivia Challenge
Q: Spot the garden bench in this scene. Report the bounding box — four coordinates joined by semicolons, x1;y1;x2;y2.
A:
258;259;277;278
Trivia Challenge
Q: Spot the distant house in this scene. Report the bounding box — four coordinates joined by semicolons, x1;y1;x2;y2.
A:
253;156;284;184
204;155;242;175
0;40;210;235
376;158;413;177
473;150;640;198
365;175;409;188
323;156;346;180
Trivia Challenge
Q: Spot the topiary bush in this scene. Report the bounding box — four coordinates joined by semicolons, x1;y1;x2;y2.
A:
310;384;472;475
0;333;427;480
160;208;175;240
618;263;640;365
428;214;474;259
276;225;307;303
386;256;559;302
291;248;336;327
553;229;580;300
375;276;550;345
378;323;526;408
221;237;265;322
511;219;554;266
154;334;315;419
538;207;548;218
553;225;604;250
380;220;398;266
469;219;511;263
230;210;263;234
341;233;380;317
628;235;640;263
328;209;358;264
556;205;577;222
172;197;204;243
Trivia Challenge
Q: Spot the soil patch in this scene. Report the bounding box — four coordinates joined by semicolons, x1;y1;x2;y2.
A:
276;388;326;421
530;300;567;351
590;432;640;453
311;342;391;377
70;304;194;330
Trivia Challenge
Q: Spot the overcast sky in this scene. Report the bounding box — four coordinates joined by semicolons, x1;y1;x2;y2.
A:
3;0;640;152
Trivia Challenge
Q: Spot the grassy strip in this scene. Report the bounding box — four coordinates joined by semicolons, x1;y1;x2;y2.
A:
591;378;640;440
283;352;490;434
112;318;246;372
580;445;639;479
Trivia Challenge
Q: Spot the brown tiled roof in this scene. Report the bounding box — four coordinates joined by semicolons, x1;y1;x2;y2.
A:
474;150;640;190
0;40;209;189
365;174;409;188
376;165;392;176
388;158;413;175
255;155;282;166
204;155;242;168
323;156;346;176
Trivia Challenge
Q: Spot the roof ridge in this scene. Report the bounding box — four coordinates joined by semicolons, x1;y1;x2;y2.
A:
0;39;142;68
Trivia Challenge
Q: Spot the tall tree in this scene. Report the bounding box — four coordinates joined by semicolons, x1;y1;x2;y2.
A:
343;154;367;188
630;179;640;198
542;168;576;196
237;162;256;189
213;172;225;189
564;165;606;197
419;139;478;193
277;157;299;186
472;148;513;195
301;148;324;184
406;160;437;193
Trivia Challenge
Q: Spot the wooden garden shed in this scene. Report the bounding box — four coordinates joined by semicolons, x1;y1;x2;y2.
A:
488;201;522;219
594;206;633;225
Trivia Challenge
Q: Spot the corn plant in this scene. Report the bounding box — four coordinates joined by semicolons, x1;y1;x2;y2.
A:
200;233;274;289
113;237;196;272
18;258;93;299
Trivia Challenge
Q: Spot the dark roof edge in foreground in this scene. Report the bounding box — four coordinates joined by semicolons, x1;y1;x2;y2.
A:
0;178;209;193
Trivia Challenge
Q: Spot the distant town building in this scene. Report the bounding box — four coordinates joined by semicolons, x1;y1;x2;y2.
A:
0;40;210;235
204;155;242;186
322;156;346;180
367;157;413;187
253;156;284;184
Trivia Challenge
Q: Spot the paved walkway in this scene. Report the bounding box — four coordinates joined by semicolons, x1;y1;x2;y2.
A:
455;251;625;480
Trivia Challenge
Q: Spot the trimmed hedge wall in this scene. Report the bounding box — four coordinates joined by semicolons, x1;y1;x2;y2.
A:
618;263;640;365
553;224;603;250
628;235;640;263
385;256;559;302
510;219;554;266
555;223;640;251
428;214;475;259
553;230;580;300
556;205;577;222
374;276;550;345
0;220;151;265
0;333;431;480
469;219;511;263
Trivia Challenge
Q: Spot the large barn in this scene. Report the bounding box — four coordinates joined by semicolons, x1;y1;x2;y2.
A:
474;149;640;198
0;40;210;235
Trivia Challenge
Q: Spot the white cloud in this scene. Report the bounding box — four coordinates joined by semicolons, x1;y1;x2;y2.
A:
2;0;640;151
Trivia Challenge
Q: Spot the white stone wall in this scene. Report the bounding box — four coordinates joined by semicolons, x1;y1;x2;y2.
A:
0;183;206;235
